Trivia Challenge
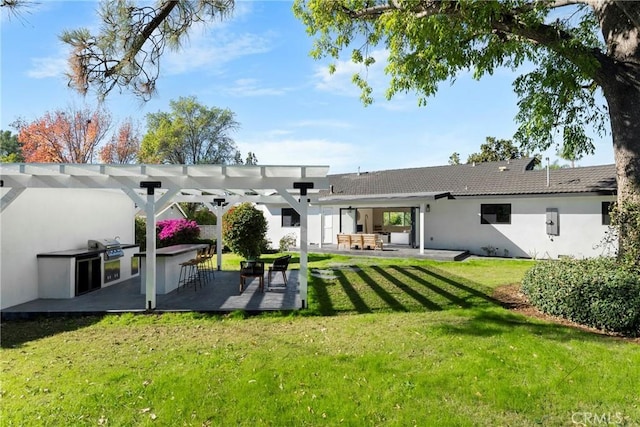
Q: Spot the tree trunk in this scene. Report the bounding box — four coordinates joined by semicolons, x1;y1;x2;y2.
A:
601;71;640;264
594;1;640;266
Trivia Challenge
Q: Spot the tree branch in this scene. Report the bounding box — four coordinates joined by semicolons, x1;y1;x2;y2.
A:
105;0;179;78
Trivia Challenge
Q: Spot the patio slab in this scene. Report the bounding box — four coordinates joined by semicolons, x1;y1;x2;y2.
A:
1;270;300;319
1;246;469;319
310;244;469;261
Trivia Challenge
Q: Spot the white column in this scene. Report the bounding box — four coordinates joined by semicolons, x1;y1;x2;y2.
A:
145;193;157;310
299;200;309;308
216;211;223;270
419;202;426;255
318;208;324;249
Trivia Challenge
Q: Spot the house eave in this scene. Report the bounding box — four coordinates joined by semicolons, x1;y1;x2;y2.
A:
318;191;450;203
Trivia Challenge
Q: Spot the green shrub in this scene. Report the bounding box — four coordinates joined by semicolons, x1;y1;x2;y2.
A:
192;208;217;225
521;258;640;336
135;217;147;251
279;233;297;252
222;202;268;260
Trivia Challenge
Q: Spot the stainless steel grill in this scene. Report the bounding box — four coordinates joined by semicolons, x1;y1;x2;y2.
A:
88;238;124;260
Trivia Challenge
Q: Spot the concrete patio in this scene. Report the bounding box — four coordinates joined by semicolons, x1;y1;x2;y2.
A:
1;246;469;320
1;269;300;319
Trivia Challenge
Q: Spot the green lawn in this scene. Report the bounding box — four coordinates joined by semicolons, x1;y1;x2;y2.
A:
1;254;638;426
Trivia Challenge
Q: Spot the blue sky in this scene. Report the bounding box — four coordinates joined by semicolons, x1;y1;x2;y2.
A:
1;1;615;174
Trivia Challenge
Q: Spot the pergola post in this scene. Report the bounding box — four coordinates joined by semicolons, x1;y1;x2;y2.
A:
140;181;161;310
213;198;226;271
294;182;314;309
419;202;426;255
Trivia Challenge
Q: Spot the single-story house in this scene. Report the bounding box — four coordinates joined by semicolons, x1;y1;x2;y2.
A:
1;160;616;311
258;158;617;260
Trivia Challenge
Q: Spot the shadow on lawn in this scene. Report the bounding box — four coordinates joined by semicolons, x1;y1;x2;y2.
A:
309;264;497;316
433;308;618;343
0;315;104;349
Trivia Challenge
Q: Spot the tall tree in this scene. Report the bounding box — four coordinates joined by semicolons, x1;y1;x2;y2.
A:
293;0;640;264
14;106;112;163
99;119;141;164
448;152;461;165
0;130;23;162
467;137;526;164
139;96;240;164
61;0;233;101
557;143;584;168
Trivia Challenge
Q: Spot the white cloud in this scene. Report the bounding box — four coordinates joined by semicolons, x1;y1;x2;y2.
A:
164;23;274;75
224;78;289;97
27;56;67;79
237;137;359;173
313;49;390;98
291;119;353;129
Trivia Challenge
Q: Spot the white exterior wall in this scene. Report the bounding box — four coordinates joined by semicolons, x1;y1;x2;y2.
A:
259;194;616;260
424;195;616;259
0;188;136;309
259;204;323;251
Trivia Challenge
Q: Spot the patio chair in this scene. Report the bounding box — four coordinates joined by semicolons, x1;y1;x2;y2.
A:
267;255;291;289
240;260;265;293
350;234;364;250
361;234;383;250
337;234;351;250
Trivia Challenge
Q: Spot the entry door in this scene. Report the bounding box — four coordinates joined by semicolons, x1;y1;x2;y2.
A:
323;208;333;244
340;208;357;234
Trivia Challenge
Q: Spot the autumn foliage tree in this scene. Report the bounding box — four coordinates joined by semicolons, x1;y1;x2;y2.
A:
99;119;141;164
14;106;112;163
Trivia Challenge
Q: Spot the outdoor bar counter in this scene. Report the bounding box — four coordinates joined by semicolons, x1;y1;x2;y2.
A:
135;244;209;294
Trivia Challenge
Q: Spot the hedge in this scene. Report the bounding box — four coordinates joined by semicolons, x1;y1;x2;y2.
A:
521;258;640;336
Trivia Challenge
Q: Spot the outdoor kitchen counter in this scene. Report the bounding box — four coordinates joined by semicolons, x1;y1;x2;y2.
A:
37;244;139;257
135;244;209;295
134;244;209;258
36;244;140;299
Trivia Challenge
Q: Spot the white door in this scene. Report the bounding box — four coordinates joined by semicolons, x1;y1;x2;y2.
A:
323;208;333;244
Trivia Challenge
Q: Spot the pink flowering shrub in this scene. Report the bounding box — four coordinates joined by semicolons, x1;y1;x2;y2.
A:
156;218;200;247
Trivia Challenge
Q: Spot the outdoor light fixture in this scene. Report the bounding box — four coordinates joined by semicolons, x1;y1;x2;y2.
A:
293;182;314;196
213;198;226;206
293;181;314;202
140;181;161;195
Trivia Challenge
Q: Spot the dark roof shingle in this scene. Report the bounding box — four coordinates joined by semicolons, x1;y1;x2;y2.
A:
324;158;616;198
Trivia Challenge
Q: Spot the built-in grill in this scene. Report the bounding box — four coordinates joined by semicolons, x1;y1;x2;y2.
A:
88;238;124;260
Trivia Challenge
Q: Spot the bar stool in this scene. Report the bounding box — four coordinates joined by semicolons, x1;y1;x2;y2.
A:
178;258;201;292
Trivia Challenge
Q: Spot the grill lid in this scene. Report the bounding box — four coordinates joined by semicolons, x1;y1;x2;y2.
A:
88;238;124;260
88;238;121;250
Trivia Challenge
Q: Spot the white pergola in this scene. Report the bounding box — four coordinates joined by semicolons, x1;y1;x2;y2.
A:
0;163;329;310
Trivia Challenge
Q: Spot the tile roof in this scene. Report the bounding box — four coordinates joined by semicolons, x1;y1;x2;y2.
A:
324;158;616;198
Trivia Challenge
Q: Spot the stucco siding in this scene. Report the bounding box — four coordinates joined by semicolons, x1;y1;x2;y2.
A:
424;195;616;258
1;188;136;309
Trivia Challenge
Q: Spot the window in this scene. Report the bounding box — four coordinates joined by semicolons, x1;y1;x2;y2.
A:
481;204;511;224
281;208;300;227
383;211;411;226
602;201;613;225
